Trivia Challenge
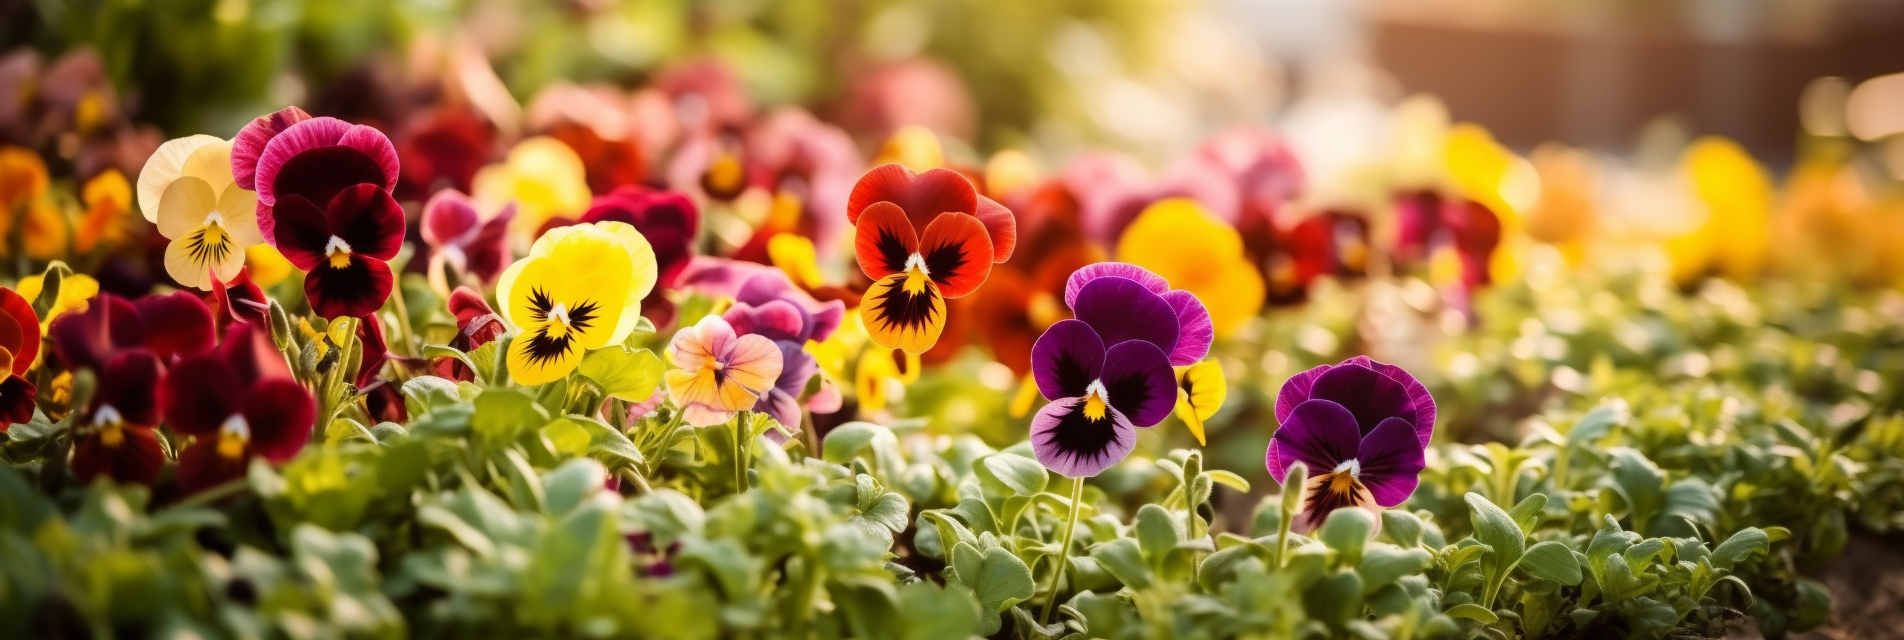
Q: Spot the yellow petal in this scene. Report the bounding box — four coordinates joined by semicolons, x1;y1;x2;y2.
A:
1173;361;1227;446
246;245;293;288
768;233;822;290
860;273;946;354
180;140;236;196
157;177;217;240
82;169;131;211
218;186;265;248
164;228;244;291
22;200;69;260
587;220;658;343
136;134;223;222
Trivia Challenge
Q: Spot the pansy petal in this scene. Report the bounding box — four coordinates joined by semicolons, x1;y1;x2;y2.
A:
49;294;144;372
917;212;994;299
180;140;236;195
137;134;223;222
328;183;406;261
772;341;817;396
1100;339;1177;428
0;289;39;376
94;349;164;425
973;195;1017;263
231;106;312;191
304;255;394;319
1357;416;1427;507
860;273;945;354
1030;319;1104;401
421;189;480;247
135;292;215;362
854;201;918;280
1265;398;1361;484
1159;290;1213;367
270;195;331;270
161;354;241;435
1275;363;1331;424
221;323;293;382
0;375;32;427
509;322;587;386
846;163;978;229
1063;262;1168;309
1307;361;1414;437
722;333;786;398
1342;356;1436;447
175;440;250;495
1072;276;1180;354
157;177;217;239
72;424;163;486
217;186;265;247
724;300;805;342
1293;471;1383;535
243;378;316;463
1031;396;1136;479
1173;361;1226;446
754;388;803;438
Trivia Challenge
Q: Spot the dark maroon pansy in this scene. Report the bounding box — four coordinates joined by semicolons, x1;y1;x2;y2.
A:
1266;356;1435;533
248;115;400;246
395;107;494;201
1393;190;1501;286
164;324;315;494
356;317;387;388
71;349;166;486
582;186;699;288
49;293;144;372
421;189;515;283
210;268;270;333
134;291;216;362
431;287;505;382
272;183;405;319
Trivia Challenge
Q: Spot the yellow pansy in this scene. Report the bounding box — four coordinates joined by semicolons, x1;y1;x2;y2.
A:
855;346;921;414
74;169;133;254
140;136;265;290
16;271;99;330
473;136;593;237
495;221;657;385
245;244;295;287
1114;198;1264;338
1668;137;1772;284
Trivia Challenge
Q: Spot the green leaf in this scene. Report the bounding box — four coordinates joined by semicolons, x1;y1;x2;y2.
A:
1090;538;1152;590
1445;603;1500;623
1303;571;1364;627
542;458;608;515
577;346;665;402
1317;507;1375;566
980;454;1049;497
1518;541;1583;585
951;544;1034;635
1710;527;1770;569
1466;493;1525;573
823;422;892;464
1507;493;1549;535
1565;401;1626;447
1356;545;1431;593
1381;510;1425;548
471;388;548;444
544;416;643;468
1133;504;1180;564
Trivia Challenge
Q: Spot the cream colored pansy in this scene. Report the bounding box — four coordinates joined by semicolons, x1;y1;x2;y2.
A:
140;137;264;290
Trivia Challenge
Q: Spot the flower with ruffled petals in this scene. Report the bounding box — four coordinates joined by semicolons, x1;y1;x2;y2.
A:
164;324;315;494
242;112;400;247
720;275;842;433
1114;199;1264;338
1062;263;1214;367
664;315;784;427
1266;356;1435;534
70;349;165;486
269;180;404;318
140;135;265;289
848;164;1017;353
496;221;657;385
473;136;593;236
582;187;699;288
422;188;515;285
0;288;41;427
134;291;216;363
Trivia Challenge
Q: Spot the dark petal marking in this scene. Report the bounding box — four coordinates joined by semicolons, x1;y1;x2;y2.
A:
920;232;974;287
876;227;912;274
183;226;234;266
1299;471;1373;532
866;279;940;334
1034;400;1127;472
519;287;601;369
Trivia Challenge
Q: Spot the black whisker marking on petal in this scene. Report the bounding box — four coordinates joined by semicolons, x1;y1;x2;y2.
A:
876;228;912;274
1051;352;1095;396
519;325;577;369
921;236;973;286
185;227;232;266
1105;368;1162;421
868;280;939;333
1038;401;1123;465
519;287;603;369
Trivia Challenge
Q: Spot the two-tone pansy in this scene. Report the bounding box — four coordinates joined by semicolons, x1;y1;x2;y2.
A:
1265;356;1434;534
720;270;845;435
70;348;166;486
0;288;40;426
495;221;657;385
1028;264;1214;477
164;323;315;494
49;291;217;371
664;315;784;427
137;135;265;290
238;111;405;319
848;164;1016;353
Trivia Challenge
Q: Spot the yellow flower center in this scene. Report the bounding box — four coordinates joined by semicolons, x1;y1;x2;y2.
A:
324;235;353;269
93;405;126;448
217;415;251;460
901;253;932;295
1082;380;1110;421
1328;459;1363;493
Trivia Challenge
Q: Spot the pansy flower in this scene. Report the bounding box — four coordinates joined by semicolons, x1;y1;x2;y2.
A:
165;323;315;494
133;291;216;363
48;293;143;372
139;135;266;290
74;169;134;255
270;181;405;319
729;108;861;263
394;106;495;201
0;288;41;426
472;136;593;236
1114;199;1265;338
1266;356;1434;534
70;349;165;486
720;274;844;434
579;187;699;321
1393;190;1501;290
431;287;507;382
209;268;270;332
848;164;1017;353
1251;211;1371;306
664;315;784;428
1028;269;1205;478
421;188;515;285
495;221;656;385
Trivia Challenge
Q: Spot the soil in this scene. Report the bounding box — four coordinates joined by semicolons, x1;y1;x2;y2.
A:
1770;530;1904;640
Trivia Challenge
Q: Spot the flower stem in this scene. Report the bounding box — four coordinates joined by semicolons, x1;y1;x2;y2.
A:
733;413;751;494
1039;477;1086;625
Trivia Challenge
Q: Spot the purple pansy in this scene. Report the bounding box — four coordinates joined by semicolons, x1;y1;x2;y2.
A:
1265;356;1435;534
695;261;845;438
1028;265;1200;478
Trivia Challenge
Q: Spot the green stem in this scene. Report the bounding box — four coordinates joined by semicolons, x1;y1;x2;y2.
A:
1039;477;1086;624
167;475;251;510
387;277;420;359
733;413;750;494
1275;503;1294;569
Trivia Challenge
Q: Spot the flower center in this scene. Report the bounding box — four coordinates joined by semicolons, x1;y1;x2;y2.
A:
324;235;354;269
93;404;125;448
1082;380;1110;421
902;253;932;295
1330;459;1362;493
217;414;251;460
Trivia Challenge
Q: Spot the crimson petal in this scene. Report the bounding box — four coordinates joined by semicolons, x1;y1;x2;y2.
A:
0;374;35;427
243;377;315;463
161;352;242;436
135;291;215;362
918;212;993;299
0;288;39;375
270;194;333;270
846;164;978;230
49;294;144;371
305;255;394;320
93;349;163;424
72;423;163;486
175;439;249;495
231;106;312;191
328;183;405;262
973;195;1017;263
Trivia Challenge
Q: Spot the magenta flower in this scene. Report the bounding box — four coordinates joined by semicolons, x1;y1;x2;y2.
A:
421;188;515;283
1266;356;1435;533
1028;266;1208;478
